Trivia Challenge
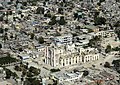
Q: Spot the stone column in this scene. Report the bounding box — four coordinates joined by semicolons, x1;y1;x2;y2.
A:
61;59;63;67
68;58;69;65
71;57;73;64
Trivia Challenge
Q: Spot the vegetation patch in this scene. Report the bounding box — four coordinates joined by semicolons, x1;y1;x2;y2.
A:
50;68;60;72
0;56;19;66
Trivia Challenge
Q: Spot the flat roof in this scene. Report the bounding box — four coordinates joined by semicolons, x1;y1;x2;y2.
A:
0;81;12;85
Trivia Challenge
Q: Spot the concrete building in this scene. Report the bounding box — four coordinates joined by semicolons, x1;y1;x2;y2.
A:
0;81;12;85
51;71;84;83
45;44;100;67
83;25;100;33
35;45;47;57
0;67;6;79
95;30;117;38
54;34;73;46
18;54;30;60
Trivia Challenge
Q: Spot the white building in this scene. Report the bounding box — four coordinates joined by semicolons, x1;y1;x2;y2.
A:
54;34;73;46
18;54;30;60
94;30;117;38
35;45;47;57
0;81;12;85
45;44;100;67
0;67;6;79
51;71;84;83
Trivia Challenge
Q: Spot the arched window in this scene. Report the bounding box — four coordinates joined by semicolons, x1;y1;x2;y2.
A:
69;58;71;64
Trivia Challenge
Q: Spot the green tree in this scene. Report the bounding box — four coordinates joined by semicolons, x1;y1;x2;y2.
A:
16;0;19;4
63;0;66;3
114;21;120;27
0;43;2;49
44;13;51;18
38;36;44;44
0;28;4;33
58;16;66;25
115;28;120;40
30;33;34;39
88;29;94;33
0;16;3;21
83;70;89;76
32;79;41;85
112;60;120;69
94;36;101;41
7;8;12;15
0;7;4;10
28;0;37;6
104;62;110;68
112;47;120;51
14;65;22;71
5;68;18;79
49;16;57;25
75;26;81;29
22;69;27;76
50;68;60;72
94;11;100;18
12;72;18;79
105;45;111;53
116;0;120;2
0;56;18;65
3;33;8;41
74;13;78;20
29;66;40;75
27;71;34;77
99;0;105;3
36;7;44;14
59;2;64;7
5;69;11;79
53;79;58;85
22;2;27;6
58;8;63;14
23;79;31;85
5;28;8;32
94;17;106;25
19;48;23;52
88;36;101;47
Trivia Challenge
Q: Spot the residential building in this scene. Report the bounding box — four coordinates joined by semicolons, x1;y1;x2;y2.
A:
54;34;73;46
